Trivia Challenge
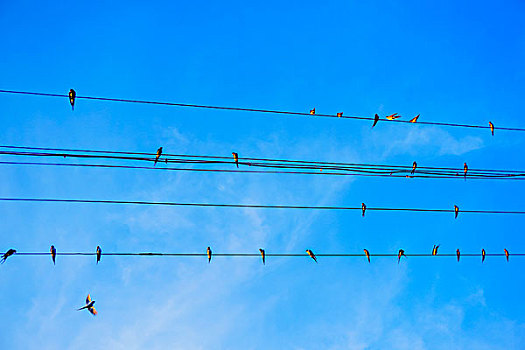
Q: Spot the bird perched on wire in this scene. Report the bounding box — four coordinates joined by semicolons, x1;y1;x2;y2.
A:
69;89;76;111
432;245;440;256
364;249;371;263
1;249;16;264
77;294;97;316
96;246;102;264
50;245;56;265
310;108;315;115
454;205;459;219
409;114;420;123
337;112;343;118
463;163;468;180
456;249;461;262
372;114;379;128
411;161;417;175
398;249;406;264
207;247;212;263
154;147;163;166
482;249;486;263
386;113;401;120
504;248;509;262
232;152;239;168
306;249;317;263
259;249;265;265
489;121;494;136
361;203;367;217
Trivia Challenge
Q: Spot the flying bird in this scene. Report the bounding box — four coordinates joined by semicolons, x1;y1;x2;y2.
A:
337;112;343;118
364;249;370;263
481;249;486;263
77;294;97;316
361;203;367;217
504;248;509;262
456;249;460;262
259;249;265;265
1;249;16;264
411;161;417;175
432;245;440;256
306;249;317;263
398;249;406;264
409;114;420;123
232;152;239;168
69;89;76;110
454;205;459;219
464;163;468;180
153;147;163;166
50;245;56;265
489;121;494;136
96;246;102;264
386;113;401;120
207;247;212;263
372;114;379;128
310;108;315;115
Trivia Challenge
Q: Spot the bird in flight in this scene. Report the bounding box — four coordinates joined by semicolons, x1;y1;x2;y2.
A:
154;147;163;166
1;249;16;264
306;249;317;263
482;249;486;263
504;248;509;262
50;245;56;265
361;203;367;217
409;114;420;123
364;249;370;263
310;108;315;115
96;246;102;264
454;205;459;219
337;112;343;118
411;161;417;175
386;113;401;120
372;114;379;128
232;152;239;168
489;121;494;136
207;247;212;263
77;294;97;316
432;245;439;256
69;89;76;110
464;163;468;180
398;249;406;264
456;249;461;262
259;249;265;265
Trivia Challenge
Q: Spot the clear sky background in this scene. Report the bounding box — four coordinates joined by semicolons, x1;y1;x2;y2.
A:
1;1;525;349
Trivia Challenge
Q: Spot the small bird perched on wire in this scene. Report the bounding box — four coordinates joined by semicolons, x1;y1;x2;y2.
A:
398;249;406;264
432;245;439;256
336;112;343;118
463;163;468;180
207;246;212;263
50;245;56;265
96;246;102;264
456;249;461;262
489;121;494;136
386;113;401;120
1;249;16;264
306;249;317;263
310;108;315;115
411;161;417;175
504;248;509;262
372;114;380;128
361;203;367;217
482;249;486;263
454;205;459;219
259;249;265;265
409;114;420;123
232;152;239;168
69;89;76;110
364;249;371;263
154;147;163;166
78;294;97;316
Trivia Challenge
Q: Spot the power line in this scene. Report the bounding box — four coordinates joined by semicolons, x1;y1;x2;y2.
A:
0;197;524;215
1;89;524;133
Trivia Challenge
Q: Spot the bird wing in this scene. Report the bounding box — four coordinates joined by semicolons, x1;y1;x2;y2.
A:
89;307;98;316
86;294;92;304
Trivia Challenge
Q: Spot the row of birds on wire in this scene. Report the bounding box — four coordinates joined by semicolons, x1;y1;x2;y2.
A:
1;246;514;265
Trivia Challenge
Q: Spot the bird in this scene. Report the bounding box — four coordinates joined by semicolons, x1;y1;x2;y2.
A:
409;114;420;123
259;249;265;265
364;249;370;263
386;113;401;120
361;203;367;217
50;245;56;265
77;294;97;316
310;108;315;115
464;163;468;180
432;245;440;256
232;152;239;168
154;147;163;166
398;249;406;264
372;114;380;128
207;247;212;263
69;89;76;111
504;248;509;262
482;249;486;263
337;112;343;118
411;161;417;175
454;205;459;219
456;249;461;262
96;246;102;264
306;249;317;263
1;249;16;264
489;121;494;136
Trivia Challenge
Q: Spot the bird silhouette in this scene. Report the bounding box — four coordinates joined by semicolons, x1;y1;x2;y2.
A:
154;147;163;166
454;205;459;219
207;247;212;263
310;108;315;115
50;245;56;265
364;249;370;263
259;249;265;265
306;249;317;263
1;249;16;264
232;152;239;168
409;114;420;123
489;121;494;136
432;245;440;256
464;163;468;180
481;249;486;263
372;114;380;128
96;246;102;264
411;161;417;175
69;89;76;111
361;203;367;217
504;248;509;262
398;249;406;264
77;294;97;316
337;112;343;118
456;249;461;262
386;113;401;120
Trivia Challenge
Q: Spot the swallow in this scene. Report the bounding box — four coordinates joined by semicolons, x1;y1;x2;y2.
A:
432;245;440;256
77;294;97;316
154;147;162;166
386;113;401;120
489;121;494;136
96;246;102;264
50;245;56;265
364;249;370;263
454;205;459;219
69;89;76;111
504;248;509;262
456;249;460;262
482;249;486;263
361;203;367;217
409;114;420;123
464;163;468;180
411;161;417;175
259;248;265;265
310;108;315;115
306;249;317;263
232;152;239;168
372;114;380;128
337;112;343;118
1;249;16;264
207;246;212;263
398;249;406;264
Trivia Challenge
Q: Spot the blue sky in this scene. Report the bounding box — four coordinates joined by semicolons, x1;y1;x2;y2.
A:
1;0;525;348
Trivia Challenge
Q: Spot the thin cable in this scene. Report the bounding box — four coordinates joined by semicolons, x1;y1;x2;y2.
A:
0;197;524;215
1;89;524;132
